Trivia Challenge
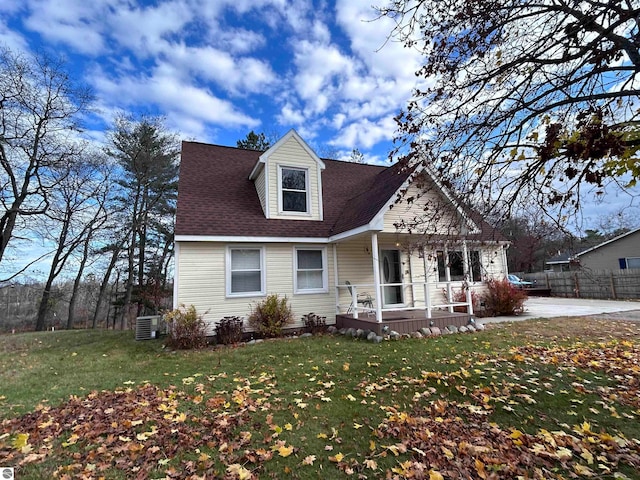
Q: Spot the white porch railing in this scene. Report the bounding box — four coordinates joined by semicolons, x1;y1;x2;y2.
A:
336;281;474;322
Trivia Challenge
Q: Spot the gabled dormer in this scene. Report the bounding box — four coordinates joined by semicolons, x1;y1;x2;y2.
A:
248;129;325;221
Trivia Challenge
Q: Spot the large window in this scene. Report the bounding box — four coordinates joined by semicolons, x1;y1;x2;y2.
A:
227;247;265;297
280;167;308;213
294;247;327;293
437;250;482;282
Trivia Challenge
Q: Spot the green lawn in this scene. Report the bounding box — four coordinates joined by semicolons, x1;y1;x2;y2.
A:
1;317;640;479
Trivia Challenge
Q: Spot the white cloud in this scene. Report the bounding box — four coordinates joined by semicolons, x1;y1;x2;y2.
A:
23;0;113;54
107;0;193;55
330;116;397;149
277;102;306;125
162;44;276;94
0;20;29;52
89;65;258;129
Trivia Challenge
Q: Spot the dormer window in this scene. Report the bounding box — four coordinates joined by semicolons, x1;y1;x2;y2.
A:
279;166;309;213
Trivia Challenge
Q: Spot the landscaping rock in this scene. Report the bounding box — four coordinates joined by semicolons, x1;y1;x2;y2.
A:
466;325;476;332
373;335;383;343
458;325;468;333
446;325;458;333
300;332;313;338
255;339;264;344
327;326;338;334
390;331;401;340
338;328;347;335
356;328;365;338
475;323;485;331
346;328;357;337
411;331;423;339
419;327;431;336
367;331;377;341
429;327;442;336
247;340;256;345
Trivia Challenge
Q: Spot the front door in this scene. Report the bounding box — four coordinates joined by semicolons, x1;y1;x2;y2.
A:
381;249;403;306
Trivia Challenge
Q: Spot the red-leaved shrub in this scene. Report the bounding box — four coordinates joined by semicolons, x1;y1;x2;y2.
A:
482;279;527;316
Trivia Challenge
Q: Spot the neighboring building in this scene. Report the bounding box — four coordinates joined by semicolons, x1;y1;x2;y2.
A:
174;129;509;332
546;227;640;272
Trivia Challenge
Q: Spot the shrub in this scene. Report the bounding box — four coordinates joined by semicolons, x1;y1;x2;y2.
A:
302;312;326;334
215;316;244;345
164;304;208;349
248;294;294;338
481;279;527;316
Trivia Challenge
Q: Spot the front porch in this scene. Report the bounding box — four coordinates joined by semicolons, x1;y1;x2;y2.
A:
336;309;471;336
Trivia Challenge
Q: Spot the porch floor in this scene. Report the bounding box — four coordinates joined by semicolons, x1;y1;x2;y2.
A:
336;309;472;336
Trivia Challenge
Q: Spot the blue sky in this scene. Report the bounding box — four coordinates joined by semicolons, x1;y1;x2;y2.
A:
1;0;426;164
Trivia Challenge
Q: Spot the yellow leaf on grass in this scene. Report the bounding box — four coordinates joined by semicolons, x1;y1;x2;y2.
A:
475;458;487;479
573;464;594;475
343;363;350;371
429;470;444;480
441;446;454;460
278;445;294;457
329;452;345;462
284;423;293;431
12;433;29;450
62;434;79;447
353;423;363;429
227;463;252;480
581;450;594;464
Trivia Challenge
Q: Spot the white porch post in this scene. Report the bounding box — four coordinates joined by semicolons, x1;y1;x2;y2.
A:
423;251;432;319
444;246;453;313
333;244;339;314
462;241;474;315
371;232;383;322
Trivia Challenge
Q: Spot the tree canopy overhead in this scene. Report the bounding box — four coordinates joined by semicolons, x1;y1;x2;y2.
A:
378;0;640;214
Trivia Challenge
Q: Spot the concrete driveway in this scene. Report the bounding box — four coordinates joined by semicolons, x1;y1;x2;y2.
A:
482;297;640;324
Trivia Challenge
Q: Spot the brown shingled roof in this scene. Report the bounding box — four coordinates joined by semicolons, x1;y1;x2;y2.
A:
175;140;505;243
175;141;412;238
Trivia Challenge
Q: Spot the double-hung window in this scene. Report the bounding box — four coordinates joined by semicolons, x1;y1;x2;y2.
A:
294;247;327;293
227;247;265;297
280;166;308;213
437;250;482;282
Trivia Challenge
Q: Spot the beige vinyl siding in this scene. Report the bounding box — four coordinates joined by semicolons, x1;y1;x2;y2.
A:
335;237;376;311
267;135;322;220
579;231;640;270
255;166;267;215
382;184;462;235
177;242;335;333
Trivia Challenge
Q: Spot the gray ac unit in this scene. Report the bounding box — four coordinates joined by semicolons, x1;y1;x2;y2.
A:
135;315;161;340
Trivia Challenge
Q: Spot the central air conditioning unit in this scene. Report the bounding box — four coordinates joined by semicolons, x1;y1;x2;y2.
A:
135;315;162;340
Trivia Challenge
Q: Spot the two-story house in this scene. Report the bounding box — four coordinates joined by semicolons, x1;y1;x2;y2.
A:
174;129;509;334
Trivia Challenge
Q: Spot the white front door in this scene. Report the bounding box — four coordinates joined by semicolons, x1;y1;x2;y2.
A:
381;249;403;306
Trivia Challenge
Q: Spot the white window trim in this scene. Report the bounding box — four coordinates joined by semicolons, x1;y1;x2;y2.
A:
293;246;328;294
436;249;483;283
626;257;640;268
277;165;311;216
226;246;266;298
